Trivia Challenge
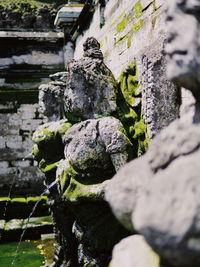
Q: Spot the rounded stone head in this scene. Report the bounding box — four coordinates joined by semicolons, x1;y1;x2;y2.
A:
39;83;63;121
83;37;103;58
165;0;200;98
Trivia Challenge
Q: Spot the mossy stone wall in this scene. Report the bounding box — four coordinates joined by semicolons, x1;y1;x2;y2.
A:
74;0;180;139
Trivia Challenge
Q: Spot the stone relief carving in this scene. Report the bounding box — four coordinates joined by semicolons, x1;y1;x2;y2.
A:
33;37;132;266
106;1;200;266
141;45;180;138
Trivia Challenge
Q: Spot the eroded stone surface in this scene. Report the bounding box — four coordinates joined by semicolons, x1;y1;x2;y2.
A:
64;37;117;120
38;72;68;122
134;149;200;267
110;235;160;267
105;156;151;232
33;37;133;266
165;0;200;122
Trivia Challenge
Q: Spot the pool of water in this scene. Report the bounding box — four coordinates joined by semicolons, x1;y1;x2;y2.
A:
0;239;55;267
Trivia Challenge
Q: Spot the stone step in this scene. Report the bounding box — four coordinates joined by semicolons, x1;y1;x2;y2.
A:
0;196;50;220
0;216;53;243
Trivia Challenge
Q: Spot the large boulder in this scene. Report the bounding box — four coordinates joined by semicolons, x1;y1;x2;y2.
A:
134;149;200;267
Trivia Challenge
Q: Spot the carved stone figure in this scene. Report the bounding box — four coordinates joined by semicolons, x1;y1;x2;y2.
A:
106;1;200;266
33;37;132;266
165;0;200;122
38;72;68;122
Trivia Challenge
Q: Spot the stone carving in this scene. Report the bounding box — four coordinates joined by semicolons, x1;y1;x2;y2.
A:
64;37;117;120
141;46;180;138
38;72;68;122
165;0;200;122
106;1;200;266
33;37;132;266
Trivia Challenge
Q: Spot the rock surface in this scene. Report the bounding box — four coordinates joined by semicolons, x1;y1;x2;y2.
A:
63;116;132;174
64;37;117;120
105;155;151;231
110;235;160;267
134;149;200;267
38;72;68;122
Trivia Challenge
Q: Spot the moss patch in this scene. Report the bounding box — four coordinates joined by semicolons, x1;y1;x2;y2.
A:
115;62;149;157
0;240;44;267
134;1;143;18
0;0;66;8
117;16;128;33
132;19;144;33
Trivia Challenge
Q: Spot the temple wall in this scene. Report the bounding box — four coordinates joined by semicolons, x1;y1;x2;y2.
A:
0;31;65;195
74;0;180;138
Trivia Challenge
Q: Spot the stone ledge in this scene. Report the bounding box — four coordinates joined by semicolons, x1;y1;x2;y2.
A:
0;31;64;39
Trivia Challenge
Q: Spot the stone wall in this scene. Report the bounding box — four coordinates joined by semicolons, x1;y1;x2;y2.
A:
73;0;180;137
0;31;65;196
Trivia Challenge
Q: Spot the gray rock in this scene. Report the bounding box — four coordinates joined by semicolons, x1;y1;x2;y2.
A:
134;149;200;267
110;235;160;267
105;155;151;232
165;0;200;122
49;72;68;83
147;116;200;172
38;80;65;122
64;37;117;120
63;116;132;174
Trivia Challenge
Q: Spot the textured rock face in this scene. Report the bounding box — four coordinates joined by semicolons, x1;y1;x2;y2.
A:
165;0;200;114
106;4;200;267
132;118;200;266
105;156;151;232
64;37;117;120
38;72;68;122
63;117;131;174
33;37;133;266
134;149;200;267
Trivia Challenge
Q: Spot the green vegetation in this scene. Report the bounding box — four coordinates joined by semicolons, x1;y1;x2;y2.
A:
134;1;143;18
116;62;149;157
132;19;144;33
0;241;44;267
0;0;67;8
117;16;128;33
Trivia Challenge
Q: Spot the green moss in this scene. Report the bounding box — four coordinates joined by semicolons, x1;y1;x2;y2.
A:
117;16;128;33
27;196;48;204
116;62;149;157
38;159;60;173
65;112;81;123
0;240;44;267
63;177;105;203
135;1;143;18
111;12;125;27
0;197;11;202
33;119;71;144
0;0;66;8
127;36;132;48
132;19;144;33
11;198;27;204
99;40;103;48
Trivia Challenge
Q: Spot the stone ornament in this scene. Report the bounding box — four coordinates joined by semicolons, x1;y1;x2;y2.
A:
166;0;200;122
33;37;132;266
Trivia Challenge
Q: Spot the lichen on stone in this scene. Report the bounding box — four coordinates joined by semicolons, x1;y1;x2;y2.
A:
116;62;149;156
